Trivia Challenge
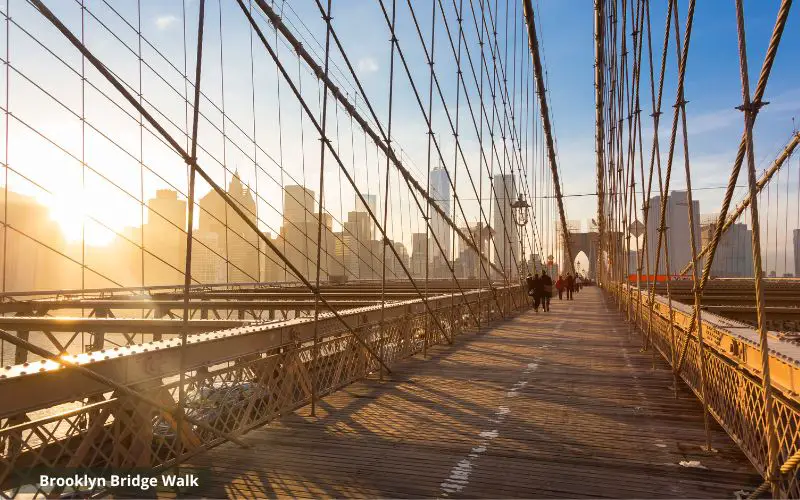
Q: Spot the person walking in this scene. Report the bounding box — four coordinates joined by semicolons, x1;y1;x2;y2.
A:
556;275;565;300
541;271;553;312
566;273;575;300
532;272;544;312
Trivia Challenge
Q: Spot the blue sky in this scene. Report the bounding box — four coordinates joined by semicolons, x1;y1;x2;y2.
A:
2;0;800;272
534;1;800;234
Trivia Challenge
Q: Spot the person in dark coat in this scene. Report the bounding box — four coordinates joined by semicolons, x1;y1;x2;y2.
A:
556;275;565;300
531;272;542;312
566;273;575;300
540;271;553;312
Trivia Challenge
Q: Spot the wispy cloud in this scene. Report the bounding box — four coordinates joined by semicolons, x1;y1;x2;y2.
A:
763;87;800;115
155;15;179;31
357;57;379;75
687;108;740;135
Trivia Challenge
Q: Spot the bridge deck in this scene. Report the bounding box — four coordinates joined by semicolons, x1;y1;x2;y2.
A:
188;287;760;498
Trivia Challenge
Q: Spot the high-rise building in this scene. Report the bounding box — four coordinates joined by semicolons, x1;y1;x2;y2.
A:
411;232;428;278
0;190;76;291
455;222;492;280
198;171;259;283
429;166;451;263
627;250;638;276
343;210;373;279
355;193;377;240
700;221;753;277
144;189;187;285
492;174;519;278
285;185;316;225
281;185;316;281
645;191;701;275
794;229;800;279
279;185;337;282
391;241;410;278
191;230;225;283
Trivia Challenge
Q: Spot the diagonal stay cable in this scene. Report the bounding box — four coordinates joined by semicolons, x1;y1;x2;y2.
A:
238;0;457;345
677;0;792;278
673;0;793;374
254;0;507;284
27;0;393;374
261;0;505;318
522;0;575;276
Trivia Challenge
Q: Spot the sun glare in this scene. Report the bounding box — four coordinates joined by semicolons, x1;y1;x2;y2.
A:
49;193;116;247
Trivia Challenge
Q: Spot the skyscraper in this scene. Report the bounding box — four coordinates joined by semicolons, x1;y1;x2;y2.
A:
645;191;700;275
700;221;753;277
144;189;187;285
191;230;225;283
198;171;259;283
411;232;428;278
343;210;373;279
492;174;519;277
277;185;338;282
0;190;74;291
429;166;451;263
355;193;377;240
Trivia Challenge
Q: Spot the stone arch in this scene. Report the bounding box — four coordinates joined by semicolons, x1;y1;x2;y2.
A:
574;250;590;278
560;232;598;280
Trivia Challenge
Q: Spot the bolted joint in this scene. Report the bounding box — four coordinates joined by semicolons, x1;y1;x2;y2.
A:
735;100;769;113
673;98;689;108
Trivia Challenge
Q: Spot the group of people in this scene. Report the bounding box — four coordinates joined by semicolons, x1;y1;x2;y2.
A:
525;272;582;312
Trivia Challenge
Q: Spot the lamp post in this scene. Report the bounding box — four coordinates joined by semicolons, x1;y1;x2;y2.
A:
511;193;531;278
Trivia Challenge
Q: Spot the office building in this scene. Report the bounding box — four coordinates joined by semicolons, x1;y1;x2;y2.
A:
429;166;452;263
645;191;701;275
492;174;519;278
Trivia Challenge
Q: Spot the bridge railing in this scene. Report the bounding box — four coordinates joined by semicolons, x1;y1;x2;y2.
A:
617;287;800;498
0;284;526;497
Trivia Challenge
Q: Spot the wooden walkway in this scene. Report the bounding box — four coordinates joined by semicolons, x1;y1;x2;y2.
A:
188;287;760;498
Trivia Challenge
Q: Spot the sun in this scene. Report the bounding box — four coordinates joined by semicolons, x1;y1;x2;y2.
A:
49;193;116;247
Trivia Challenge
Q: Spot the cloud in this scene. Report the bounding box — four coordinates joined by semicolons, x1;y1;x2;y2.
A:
686;108;741;135
763;87;800;114
155;15;179;31
357;57;379;75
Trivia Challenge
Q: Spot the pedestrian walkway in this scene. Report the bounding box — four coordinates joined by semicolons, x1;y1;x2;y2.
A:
189;287;760;498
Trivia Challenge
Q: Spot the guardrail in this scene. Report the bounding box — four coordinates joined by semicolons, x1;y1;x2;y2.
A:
0;284;526;497
617;287;800;498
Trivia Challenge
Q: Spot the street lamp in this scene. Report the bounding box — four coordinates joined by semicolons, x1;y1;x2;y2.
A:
511;193;530;278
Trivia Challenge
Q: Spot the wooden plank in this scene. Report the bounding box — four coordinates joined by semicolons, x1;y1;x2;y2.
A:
188;288;761;498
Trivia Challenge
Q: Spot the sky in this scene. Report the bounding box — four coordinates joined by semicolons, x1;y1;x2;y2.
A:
1;0;799;274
